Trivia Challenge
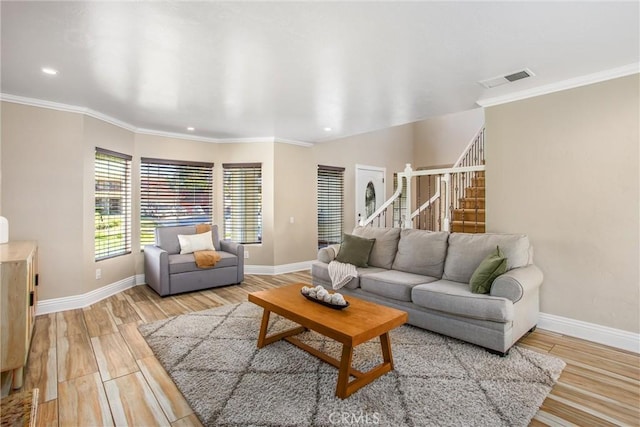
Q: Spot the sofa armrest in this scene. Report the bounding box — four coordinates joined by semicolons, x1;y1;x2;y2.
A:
143;245;170;296
220;240;244;283
490;264;543;303
318;244;340;263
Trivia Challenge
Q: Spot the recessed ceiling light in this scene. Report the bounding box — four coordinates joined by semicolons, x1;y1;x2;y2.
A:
187;127;195;131
41;67;58;75
323;127;332;132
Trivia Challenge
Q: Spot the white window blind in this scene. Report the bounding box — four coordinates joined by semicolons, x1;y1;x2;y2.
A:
140;158;213;248
317;165;345;249
95;148;132;260
223;163;262;244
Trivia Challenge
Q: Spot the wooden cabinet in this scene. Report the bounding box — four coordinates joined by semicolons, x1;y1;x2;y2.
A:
0;241;38;390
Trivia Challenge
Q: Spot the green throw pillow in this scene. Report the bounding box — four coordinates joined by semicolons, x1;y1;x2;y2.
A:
335;233;376;267
470;246;507;294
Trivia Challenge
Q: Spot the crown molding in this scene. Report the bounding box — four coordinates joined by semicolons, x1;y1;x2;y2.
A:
476;63;640;108
0;93;313;147
135;127;223;144
0;93;138;132
274;137;314;148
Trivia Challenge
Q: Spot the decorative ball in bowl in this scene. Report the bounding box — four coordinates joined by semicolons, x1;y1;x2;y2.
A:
300;285;349;310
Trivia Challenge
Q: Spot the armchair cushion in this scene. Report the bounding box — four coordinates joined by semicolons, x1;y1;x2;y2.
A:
169;251;238;274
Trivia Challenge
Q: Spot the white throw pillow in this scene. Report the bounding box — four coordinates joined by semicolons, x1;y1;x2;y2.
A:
178;231;215;254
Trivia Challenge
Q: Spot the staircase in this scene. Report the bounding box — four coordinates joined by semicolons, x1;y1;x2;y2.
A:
359;127;486;233
451;169;485;233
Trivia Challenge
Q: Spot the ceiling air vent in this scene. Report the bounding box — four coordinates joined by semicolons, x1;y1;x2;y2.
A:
478;68;535;89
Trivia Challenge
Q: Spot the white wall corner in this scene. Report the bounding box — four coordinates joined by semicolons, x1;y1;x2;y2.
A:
538;312;640;354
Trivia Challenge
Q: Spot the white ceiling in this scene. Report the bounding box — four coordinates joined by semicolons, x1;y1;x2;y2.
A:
1;1;638;144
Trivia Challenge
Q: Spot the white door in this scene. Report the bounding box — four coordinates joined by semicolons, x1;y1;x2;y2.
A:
355;165;386;225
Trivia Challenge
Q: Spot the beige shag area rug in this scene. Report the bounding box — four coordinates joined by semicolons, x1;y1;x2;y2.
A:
139;302;564;427
1;388;38;427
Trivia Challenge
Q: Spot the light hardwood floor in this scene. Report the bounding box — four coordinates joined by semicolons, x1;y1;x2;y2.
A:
17;271;640;426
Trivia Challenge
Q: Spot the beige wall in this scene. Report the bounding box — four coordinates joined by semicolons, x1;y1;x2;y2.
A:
486;74;639;333
273;143;317;265
413;108;485;168
313;124;415;232
1;103;86;299
0;102;280;298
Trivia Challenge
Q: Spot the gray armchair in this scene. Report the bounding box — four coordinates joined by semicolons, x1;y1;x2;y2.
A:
144;224;244;296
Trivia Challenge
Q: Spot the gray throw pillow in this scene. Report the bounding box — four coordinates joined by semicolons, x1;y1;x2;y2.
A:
335;234;375;267
470;246;507;294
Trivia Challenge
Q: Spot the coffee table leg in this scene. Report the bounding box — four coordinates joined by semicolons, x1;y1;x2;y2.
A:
336;344;354;399
257;309;271;348
380;332;394;369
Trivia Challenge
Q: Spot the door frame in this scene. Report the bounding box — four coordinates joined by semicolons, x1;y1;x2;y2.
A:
355;164;386;225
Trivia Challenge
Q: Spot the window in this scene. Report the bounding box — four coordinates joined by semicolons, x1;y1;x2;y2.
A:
223;163;262;244
140;158;213;248
317;165;345;249
95;148;132;260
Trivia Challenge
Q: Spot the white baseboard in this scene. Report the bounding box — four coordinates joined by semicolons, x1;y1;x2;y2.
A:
36;276;143;315
538;312;639;354
35;263;313;315
245;261;312;275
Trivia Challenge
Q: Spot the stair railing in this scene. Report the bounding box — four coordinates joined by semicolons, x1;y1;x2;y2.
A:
359;164;412;228
359;164;485;231
450;127;485;232
359;126;485;231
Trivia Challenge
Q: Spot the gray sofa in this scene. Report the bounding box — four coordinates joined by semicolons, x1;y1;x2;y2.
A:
144;224;244;296
311;227;542;355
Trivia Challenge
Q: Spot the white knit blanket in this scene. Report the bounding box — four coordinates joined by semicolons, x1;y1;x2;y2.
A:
328;260;358;290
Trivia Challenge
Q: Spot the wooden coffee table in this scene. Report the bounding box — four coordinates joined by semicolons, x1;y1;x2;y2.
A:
248;283;408;399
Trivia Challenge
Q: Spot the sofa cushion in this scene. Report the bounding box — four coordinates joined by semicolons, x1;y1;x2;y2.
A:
443;233;530;284
352;226;401;269
470;246;507;294
391;229;449;278
310;262;386;290
412;280;514;322
335;233;375;267
361;270;438;302
168;251;237;274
